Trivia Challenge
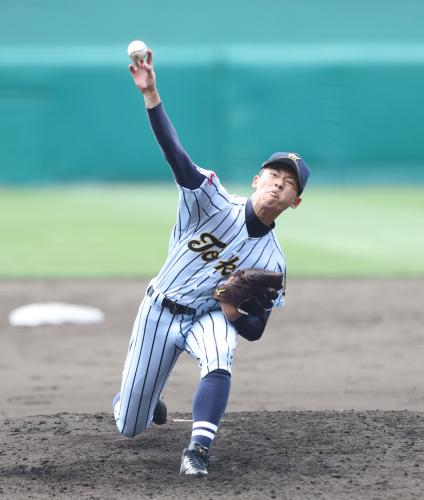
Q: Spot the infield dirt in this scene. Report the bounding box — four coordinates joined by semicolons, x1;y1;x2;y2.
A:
0;278;423;499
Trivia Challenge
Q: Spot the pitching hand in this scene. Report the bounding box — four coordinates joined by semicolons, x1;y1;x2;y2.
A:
129;49;157;96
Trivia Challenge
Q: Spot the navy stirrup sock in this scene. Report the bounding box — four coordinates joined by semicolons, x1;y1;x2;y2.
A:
190;369;231;450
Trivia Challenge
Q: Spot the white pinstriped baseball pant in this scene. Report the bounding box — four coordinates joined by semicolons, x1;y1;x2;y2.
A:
113;293;238;438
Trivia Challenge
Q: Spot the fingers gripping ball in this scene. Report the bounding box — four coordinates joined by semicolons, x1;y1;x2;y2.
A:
127;40;147;64
214;269;284;316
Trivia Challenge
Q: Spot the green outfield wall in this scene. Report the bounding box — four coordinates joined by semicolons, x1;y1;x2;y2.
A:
1;1;424;184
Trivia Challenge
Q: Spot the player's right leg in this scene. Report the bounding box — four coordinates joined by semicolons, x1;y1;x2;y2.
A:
113;298;181;438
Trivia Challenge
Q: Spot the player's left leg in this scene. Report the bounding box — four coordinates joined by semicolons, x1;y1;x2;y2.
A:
180;310;238;475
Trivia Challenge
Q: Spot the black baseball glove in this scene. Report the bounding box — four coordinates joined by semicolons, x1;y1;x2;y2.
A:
213;268;284;316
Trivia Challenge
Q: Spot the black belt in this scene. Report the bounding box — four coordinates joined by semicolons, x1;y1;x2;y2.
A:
147;286;196;316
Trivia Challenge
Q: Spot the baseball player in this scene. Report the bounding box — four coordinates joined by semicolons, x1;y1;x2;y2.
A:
113;48;310;475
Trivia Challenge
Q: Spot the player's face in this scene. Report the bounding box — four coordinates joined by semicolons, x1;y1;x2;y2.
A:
252;167;302;217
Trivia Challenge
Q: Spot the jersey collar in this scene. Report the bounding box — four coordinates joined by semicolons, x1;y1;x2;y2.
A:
245;198;274;238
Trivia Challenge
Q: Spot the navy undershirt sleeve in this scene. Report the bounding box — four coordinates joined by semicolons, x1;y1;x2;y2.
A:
231;310;271;341
147;103;206;189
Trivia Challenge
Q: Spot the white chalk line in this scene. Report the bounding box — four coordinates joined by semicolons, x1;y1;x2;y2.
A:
172;418;233;423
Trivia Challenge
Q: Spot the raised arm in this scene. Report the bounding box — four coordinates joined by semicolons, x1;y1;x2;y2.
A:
129;49;205;189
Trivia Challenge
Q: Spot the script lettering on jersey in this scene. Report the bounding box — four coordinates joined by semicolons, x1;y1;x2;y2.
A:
214;256;240;276
188;233;227;262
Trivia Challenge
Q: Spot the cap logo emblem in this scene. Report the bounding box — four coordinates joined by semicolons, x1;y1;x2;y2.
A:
288;153;301;162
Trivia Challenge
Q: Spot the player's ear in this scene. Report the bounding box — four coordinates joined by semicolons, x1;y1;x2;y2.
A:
252;175;260;189
291;197;302;209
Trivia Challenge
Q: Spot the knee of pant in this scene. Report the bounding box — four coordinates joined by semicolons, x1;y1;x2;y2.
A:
204;355;233;374
201;361;232;379
115;418;148;438
119;428;136;438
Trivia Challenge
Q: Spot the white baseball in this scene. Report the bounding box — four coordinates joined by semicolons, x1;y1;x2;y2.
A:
127;40;147;63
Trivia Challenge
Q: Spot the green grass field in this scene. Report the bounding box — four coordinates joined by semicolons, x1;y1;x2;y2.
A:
1;185;423;278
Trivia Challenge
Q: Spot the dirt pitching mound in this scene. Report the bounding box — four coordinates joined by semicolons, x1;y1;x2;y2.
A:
1;411;423;499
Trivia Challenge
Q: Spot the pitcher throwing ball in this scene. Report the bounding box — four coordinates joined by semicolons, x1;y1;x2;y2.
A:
113;47;310;475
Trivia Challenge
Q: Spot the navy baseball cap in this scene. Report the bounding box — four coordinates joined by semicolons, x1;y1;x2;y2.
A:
260;152;310;194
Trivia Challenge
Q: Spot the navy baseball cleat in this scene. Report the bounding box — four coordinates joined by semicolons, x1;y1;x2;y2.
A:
180;442;209;476
152;398;167;425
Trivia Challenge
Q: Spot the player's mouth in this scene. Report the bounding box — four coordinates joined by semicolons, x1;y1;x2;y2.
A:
268;191;280;199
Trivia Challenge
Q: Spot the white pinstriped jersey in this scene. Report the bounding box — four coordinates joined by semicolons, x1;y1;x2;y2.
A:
150;167;286;312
